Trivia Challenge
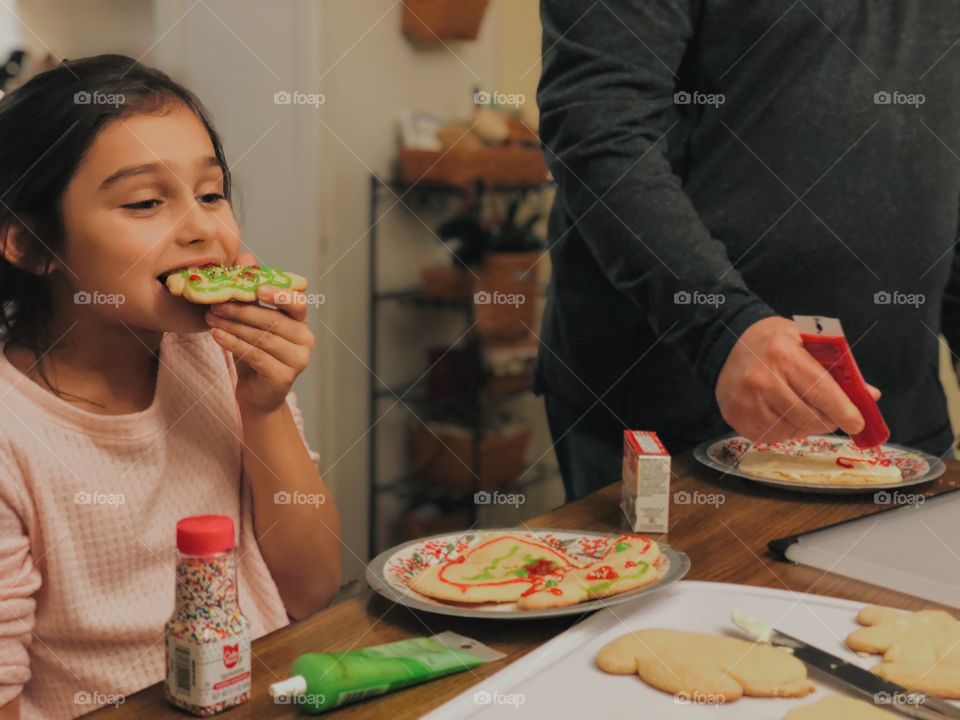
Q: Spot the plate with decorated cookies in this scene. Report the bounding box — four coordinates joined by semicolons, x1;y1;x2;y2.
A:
365;529;690;619
694;434;944;494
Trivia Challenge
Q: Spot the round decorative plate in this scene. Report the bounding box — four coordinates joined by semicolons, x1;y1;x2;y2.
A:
365;528;690;620
694;434;945;494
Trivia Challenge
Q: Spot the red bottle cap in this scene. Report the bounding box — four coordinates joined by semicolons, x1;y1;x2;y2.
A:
176;515;235;556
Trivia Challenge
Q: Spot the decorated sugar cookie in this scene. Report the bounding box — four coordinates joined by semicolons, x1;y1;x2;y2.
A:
408;534;580;604
165;263;308;304
517;534;666;610
716;436;929;486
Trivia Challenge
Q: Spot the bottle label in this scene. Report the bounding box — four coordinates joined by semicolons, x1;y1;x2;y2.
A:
166;632;251;709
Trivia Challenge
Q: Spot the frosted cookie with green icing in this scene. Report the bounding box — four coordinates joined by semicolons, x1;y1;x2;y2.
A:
517;534;666;610
408;534;579;604
164;263;308;304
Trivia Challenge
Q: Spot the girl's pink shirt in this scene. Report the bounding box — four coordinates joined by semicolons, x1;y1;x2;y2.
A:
0;331;316;718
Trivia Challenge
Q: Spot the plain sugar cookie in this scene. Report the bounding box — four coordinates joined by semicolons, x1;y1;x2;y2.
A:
596;629;815;703
783;695;898;719
846;605;960;698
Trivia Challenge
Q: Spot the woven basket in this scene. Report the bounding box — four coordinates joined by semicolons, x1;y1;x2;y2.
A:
402;0;489;43
470;254;538;341
398;145;547;189
409;424;531;493
485;371;533;397
482;251;540;285
472;280;536;341
420;266;473;303
396;504;472;543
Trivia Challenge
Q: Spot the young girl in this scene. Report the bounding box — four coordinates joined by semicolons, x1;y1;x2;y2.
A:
0;55;341;719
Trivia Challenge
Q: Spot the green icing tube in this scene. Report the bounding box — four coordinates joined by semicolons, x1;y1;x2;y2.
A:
268;632;504;713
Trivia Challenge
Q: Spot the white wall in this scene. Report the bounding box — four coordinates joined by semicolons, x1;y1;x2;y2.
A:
15;0;153;59
314;1;504;577
0;1;25;59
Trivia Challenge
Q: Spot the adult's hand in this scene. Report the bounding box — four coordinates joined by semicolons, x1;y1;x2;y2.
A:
715;316;881;443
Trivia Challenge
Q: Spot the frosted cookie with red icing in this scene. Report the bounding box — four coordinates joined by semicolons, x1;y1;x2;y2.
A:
517;534;666;610
408;534;580;604
165;263;307;304
737;438;904;486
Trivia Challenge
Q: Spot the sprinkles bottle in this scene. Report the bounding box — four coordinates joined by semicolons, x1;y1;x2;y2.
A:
165;515;251;716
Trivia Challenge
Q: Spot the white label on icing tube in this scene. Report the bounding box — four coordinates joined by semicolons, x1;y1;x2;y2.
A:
793;315;843;336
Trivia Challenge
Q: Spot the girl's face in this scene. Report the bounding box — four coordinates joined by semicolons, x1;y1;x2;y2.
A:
56;104;241;335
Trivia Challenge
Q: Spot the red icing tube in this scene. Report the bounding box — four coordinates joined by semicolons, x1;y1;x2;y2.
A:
793;315;889;449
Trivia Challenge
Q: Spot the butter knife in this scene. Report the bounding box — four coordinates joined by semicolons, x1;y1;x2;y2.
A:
732;612;960;720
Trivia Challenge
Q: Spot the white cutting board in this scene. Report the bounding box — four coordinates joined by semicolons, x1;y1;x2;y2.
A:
424;581;960;720
782;490;960;608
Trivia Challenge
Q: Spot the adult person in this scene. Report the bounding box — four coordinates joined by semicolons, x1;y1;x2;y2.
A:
535;2;960;499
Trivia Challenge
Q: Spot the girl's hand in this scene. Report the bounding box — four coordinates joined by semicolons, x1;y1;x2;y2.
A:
206;253;314;413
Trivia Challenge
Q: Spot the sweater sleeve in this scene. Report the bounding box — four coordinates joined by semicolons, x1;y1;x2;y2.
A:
940;206;960;358
218;339;321;468
538;0;777;389
0;450;41;706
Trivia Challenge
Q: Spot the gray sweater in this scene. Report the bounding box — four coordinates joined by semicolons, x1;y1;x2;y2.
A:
535;0;960;454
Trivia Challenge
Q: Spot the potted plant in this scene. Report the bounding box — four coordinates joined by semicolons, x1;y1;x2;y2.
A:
409;418;532;493
402;0;490;44
482;194;543;285
422;192;547;340
420;202;488;303
473;194;544;339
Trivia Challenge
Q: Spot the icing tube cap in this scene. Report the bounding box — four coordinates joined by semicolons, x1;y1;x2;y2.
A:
176;515;235;556
269;675;307;699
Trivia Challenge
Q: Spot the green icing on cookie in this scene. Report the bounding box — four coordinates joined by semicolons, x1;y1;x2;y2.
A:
585;561;650;597
178;264;294;293
463;545;521;581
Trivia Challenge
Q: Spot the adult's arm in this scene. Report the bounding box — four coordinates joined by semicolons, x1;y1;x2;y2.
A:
940;207;960;366
538;0;774;387
538;0;866;440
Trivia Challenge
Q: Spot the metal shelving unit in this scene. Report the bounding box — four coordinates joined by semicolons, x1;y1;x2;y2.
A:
367;174;555;556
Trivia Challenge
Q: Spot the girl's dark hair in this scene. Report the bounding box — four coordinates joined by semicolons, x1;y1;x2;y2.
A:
0;54;232;355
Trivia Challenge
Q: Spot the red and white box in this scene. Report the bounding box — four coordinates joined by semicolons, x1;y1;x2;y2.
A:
621;430;671;533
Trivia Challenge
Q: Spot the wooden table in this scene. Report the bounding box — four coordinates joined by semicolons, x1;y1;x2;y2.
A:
94;453;960;718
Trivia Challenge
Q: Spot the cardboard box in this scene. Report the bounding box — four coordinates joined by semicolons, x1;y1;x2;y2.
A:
621;430;671;533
